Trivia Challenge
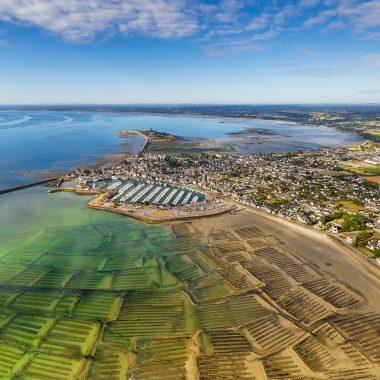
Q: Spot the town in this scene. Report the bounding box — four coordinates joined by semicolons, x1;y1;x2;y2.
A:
69;146;380;260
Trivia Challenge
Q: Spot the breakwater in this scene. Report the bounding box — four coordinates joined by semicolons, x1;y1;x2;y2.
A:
0;178;60;195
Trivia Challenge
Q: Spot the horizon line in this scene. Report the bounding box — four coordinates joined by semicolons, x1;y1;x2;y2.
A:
0;102;380;107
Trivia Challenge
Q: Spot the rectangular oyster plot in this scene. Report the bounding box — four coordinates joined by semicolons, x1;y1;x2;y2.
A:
0;219;378;379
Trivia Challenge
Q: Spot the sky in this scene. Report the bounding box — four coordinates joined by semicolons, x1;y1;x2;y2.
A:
0;0;379;104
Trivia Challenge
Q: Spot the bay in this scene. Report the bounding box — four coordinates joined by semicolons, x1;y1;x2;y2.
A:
0;111;361;190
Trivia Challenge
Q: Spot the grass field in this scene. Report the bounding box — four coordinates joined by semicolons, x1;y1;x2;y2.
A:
363;166;380;175
361;175;380;184
341;163;380;176
339;200;365;212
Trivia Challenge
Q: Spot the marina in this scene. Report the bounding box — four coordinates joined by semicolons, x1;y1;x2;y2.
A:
89;178;206;206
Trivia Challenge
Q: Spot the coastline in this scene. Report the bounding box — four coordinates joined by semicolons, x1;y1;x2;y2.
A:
77;129;149;170
232;200;380;277
0;111;363;191
0;107;364;139
191;203;380;311
117;129;150;150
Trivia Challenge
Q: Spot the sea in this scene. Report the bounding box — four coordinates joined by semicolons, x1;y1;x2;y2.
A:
0;110;361;190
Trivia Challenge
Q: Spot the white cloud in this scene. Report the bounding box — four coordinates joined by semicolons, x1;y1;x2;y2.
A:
336;0;380;30
0;0;292;53
303;9;335;28
298;46;320;57
299;0;319;7
0;0;378;53
213;0;245;23
362;53;380;68
247;13;269;31
303;0;380;39
204;40;265;56
0;0;199;41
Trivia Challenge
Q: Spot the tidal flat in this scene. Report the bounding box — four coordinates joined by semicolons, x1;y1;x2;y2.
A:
0;187;379;378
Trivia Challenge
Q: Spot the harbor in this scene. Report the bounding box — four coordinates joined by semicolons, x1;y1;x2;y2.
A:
88;178;206;207
70;177;236;224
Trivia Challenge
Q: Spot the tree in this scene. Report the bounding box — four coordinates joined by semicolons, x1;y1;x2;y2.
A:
341;214;366;232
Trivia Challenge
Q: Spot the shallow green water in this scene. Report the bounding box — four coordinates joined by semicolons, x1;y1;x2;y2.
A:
0;186;127;238
0;187;291;379
0;187;202;378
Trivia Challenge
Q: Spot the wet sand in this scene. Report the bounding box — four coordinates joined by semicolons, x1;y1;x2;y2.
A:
192;207;380;312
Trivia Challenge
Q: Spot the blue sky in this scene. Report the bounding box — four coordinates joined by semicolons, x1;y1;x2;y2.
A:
0;0;379;104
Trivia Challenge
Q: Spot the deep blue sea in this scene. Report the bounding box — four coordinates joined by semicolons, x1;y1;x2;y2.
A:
0;111;361;190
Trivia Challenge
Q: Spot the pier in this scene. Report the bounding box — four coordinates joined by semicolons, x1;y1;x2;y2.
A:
0;178;60;195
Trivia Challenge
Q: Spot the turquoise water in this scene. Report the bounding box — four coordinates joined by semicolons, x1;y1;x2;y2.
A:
0;186;125;238
0;111;361;190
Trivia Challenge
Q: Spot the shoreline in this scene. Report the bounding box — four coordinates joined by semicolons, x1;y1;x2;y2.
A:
0;107;364;140
191;203;380;311
95;130;149;168
117;129;150;150
66;130;149;171
231;200;380;279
